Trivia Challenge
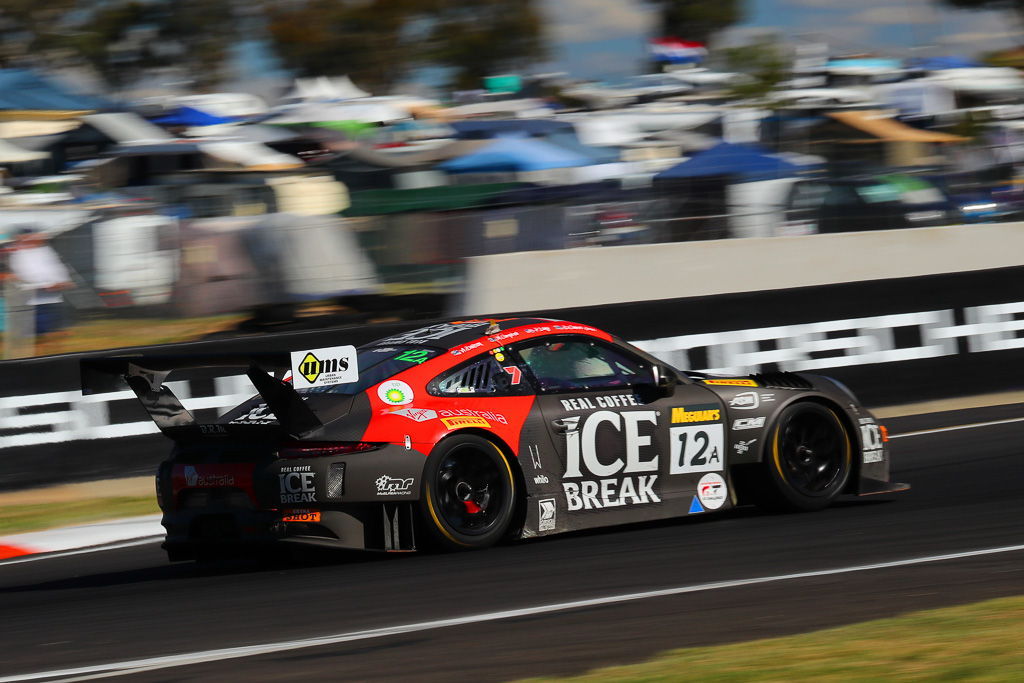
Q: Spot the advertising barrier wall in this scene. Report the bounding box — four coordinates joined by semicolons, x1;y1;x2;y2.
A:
1;266;1022;490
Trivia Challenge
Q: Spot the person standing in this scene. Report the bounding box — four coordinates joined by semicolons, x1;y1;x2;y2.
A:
7;225;73;338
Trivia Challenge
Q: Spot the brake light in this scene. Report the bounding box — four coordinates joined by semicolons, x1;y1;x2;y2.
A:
879;425;889;443
278;442;381;458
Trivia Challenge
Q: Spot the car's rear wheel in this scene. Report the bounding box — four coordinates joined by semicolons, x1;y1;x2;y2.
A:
420;434;517;550
758;402;852;512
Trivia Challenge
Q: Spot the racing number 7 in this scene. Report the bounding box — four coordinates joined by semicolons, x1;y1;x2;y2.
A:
502;366;522;385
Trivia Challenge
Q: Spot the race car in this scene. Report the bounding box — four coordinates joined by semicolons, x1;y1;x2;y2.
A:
81;318;906;560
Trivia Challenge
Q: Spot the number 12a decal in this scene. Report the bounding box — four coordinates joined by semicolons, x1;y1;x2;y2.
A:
669;424;725;474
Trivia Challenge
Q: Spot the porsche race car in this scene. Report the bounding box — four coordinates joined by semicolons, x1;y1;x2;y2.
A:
81;318;907;560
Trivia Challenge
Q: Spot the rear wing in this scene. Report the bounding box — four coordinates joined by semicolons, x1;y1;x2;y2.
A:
80;346;355;440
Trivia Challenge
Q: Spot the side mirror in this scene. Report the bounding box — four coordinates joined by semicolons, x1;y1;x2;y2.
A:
651;365;676;398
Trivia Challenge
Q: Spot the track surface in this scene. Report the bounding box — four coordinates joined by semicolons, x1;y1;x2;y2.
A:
1;404;1022;681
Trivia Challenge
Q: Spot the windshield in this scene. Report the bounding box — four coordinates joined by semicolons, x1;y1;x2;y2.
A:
295;346;442;395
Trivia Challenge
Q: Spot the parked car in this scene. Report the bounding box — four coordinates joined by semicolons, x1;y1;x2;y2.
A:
779;174;961;234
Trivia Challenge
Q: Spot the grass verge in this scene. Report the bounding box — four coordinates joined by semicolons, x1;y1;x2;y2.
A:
521;595;1024;682
0;497;159;535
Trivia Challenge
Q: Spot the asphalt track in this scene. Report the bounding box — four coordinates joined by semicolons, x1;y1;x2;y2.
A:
1;404;1022;682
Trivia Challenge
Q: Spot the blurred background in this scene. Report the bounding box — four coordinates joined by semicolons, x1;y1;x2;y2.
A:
2;0;1024;357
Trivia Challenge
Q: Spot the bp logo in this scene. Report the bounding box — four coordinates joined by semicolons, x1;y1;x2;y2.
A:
378;380;414;406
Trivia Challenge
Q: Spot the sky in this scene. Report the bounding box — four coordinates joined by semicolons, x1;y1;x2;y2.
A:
542;0;1023;80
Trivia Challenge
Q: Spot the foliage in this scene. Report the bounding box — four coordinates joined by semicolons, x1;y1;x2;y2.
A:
722;40;790;103
263;0;547;93
644;0;742;45
0;0;237;88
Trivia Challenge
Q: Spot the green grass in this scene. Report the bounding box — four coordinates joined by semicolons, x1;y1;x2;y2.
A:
0;497;159;535
521;595;1024;682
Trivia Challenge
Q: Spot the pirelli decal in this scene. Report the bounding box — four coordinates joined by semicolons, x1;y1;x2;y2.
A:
703;378;758;387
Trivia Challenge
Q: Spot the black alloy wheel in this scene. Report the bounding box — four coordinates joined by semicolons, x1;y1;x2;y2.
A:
762;402;852;511
421;434;517;550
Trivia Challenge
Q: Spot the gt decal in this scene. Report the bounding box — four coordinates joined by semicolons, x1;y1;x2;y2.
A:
697;472;728;509
502;366;522;385
669;424;725;474
703;378;758;387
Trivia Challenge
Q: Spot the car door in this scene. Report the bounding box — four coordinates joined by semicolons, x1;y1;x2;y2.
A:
512;335;727;531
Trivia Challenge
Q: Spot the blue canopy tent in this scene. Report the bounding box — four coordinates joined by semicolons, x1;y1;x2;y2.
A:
152;106;234;127
655;142;804;183
439;137;592;173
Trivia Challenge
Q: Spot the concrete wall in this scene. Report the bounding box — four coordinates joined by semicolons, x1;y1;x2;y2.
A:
461;221;1024;315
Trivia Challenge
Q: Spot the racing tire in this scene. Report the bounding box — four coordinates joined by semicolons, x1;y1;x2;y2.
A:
419;434;517;551
758;402;852;512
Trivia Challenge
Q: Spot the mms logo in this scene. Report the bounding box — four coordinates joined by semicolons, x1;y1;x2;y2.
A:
299;352;349;384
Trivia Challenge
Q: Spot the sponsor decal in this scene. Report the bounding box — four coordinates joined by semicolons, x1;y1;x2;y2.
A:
394;349;432;364
703;378;758;387
198;424;227;435
290;345;358;388
669;424;725;474
563;476;659;510
230;404;277;425
279;466;316;503
733;439;757;454
182;465;235;487
859;417;884;463
560;394;638;411
502;366;522;385
390;408;437;422
697;473;728;510
728;392;775;410
538;498;557;531
441;416;490;429
732;417;766;430
282;511;320;523
552;324;599;333
377;380;414;406
376;475;414;496
561;410;662;510
438;408;508;425
533;475;550;484
528;444;542;469
671;404;721;424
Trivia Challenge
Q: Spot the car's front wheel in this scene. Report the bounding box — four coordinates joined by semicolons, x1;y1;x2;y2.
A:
419;434;517;550
758;402;853;512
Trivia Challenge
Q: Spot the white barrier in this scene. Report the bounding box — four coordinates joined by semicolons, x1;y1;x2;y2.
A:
461;221;1024;314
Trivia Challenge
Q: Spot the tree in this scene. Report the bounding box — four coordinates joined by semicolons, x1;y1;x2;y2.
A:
645;0;742;45
423;0;547;91
722;40;790;103
263;0;547;93
938;0;1024;28
0;0;238;89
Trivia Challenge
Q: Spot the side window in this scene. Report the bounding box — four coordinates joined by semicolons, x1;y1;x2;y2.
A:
429;351;530;397
517;337;647;393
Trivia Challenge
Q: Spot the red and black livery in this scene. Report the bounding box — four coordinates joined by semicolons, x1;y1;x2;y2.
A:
81;318;907;560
